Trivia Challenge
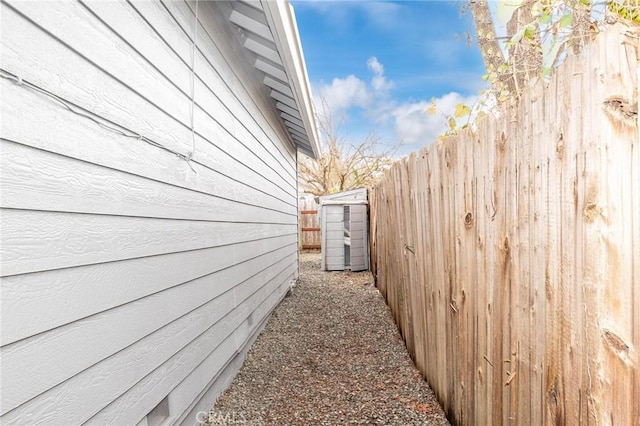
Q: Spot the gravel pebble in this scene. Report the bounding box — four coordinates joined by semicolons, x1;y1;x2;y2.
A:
206;253;450;426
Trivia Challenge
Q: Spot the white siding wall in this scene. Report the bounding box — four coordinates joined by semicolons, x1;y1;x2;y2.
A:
0;1;299;424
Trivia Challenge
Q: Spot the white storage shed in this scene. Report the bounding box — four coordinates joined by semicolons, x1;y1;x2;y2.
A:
319;188;370;272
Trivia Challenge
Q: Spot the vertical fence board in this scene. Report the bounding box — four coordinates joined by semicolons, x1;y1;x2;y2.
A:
530;83;546;426
493;118;510;425
441;140;457;419
370;24;639;425
633;61;640;426
543;62;563;425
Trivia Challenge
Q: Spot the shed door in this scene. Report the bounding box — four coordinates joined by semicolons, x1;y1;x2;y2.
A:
324;204;345;271
349;204;368;271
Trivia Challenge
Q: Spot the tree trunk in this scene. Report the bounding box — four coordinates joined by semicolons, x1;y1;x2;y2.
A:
469;0;509;94
507;0;542;95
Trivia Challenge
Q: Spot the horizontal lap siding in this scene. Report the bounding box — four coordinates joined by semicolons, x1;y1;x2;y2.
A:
0;1;299;424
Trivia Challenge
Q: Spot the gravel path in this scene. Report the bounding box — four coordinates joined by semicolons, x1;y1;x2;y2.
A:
207;253;450;426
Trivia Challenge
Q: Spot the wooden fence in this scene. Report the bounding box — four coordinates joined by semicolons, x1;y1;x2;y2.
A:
370;24;639;425
299;196;320;250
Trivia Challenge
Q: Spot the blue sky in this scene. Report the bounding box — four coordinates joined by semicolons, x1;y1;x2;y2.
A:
291;0;488;155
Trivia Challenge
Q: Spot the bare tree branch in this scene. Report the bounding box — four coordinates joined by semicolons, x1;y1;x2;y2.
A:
298;99;396;196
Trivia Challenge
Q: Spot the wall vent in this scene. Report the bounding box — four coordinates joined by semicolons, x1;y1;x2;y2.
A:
146;396;170;426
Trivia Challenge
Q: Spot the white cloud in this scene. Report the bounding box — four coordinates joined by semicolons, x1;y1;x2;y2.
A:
313;57;481;150
367;56;384;75
390;92;478;146
367;56;394;92
315;75;373;115
314;56;394;118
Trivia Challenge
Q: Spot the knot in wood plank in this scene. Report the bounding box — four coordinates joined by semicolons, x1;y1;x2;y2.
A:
603;96;638;128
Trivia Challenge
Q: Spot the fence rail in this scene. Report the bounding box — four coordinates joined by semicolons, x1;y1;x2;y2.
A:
370;24;639;425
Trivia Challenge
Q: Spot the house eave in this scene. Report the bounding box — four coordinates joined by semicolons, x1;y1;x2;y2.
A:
228;0;320;159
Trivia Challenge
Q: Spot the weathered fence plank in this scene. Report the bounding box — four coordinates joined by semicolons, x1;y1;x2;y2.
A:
370;24;639;425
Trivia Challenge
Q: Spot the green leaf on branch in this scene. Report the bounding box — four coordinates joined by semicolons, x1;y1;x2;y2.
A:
559;14;573;28
448;117;456;130
539;13;551;24
524;24;536;40
454;103;472;118
619;3;640;23
609;1;621;14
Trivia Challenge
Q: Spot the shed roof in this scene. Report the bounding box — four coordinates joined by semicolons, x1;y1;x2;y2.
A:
319;188;369;204
227;0;320;159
